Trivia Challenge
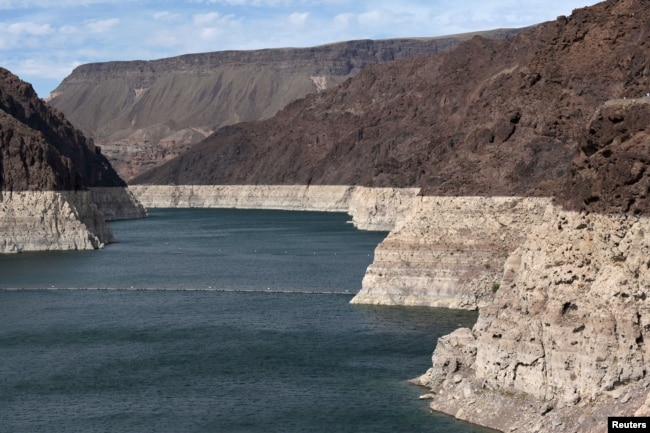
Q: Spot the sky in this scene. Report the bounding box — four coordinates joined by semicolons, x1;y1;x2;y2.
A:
0;0;601;98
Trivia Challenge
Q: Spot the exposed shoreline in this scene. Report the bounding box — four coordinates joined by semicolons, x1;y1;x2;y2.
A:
129;184;650;433
0;187;145;253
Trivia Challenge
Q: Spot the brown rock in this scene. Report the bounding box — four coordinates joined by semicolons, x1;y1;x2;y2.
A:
131;0;650;213
0;68;124;191
50;32;521;181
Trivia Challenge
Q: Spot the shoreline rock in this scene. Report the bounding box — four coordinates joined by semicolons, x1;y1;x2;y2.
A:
415;204;650;433
127;184;650;432
129;184;419;232
0;190;111;253
351;196;549;309
0;187;146;253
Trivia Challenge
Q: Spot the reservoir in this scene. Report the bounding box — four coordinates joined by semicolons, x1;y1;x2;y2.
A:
0;209;494;432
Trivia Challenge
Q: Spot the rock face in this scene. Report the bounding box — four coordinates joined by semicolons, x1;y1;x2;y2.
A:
0;68;124;191
351;197;549;309
49;32;520;181
563;98;650;215
415;204;650;433
129;184;418;232
132;0;650;199
0;190;113;252
0;68;145;252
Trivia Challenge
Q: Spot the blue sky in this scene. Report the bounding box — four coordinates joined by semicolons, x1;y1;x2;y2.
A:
0;0;600;98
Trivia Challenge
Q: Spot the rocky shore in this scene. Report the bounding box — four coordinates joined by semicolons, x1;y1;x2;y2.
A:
351;196;550;310
0;189;146;256
0;188;146;253
413;204;650;433
130;186;547;310
129;184;418;232
130;184;650;432
0;68;147;253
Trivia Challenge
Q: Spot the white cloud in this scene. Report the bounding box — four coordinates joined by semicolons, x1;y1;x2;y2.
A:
6;21;52;35
60;25;77;34
193;12;223;27
287;11;309;27
84;18;119;33
153;11;182;22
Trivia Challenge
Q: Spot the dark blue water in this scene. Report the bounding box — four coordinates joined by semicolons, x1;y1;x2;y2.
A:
0;209;495;433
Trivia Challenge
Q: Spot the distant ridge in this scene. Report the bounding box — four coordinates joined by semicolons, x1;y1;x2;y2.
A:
48;29;522;180
131;0;650;215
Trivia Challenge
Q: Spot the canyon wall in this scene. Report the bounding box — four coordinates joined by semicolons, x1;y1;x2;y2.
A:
129;184;419;232
414;204;650;433
351;196;550;309
131;182;650;432
49;31;521;181
0;68;146;253
0;188;146;253
0;190;113;253
131;185;549;311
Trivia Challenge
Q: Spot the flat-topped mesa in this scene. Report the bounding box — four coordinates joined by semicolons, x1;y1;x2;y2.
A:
48;31;522;181
0;68;145;253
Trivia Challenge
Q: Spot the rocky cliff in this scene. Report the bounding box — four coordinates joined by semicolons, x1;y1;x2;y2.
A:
350;196;550;309
131;0;650;199
129;184;418;232
0;68;145;252
414;204;650;433
49;31;520;181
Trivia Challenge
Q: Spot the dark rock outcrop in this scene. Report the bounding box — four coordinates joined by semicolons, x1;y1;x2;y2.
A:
48;31;521;181
563;99;650;215
0;68;124;192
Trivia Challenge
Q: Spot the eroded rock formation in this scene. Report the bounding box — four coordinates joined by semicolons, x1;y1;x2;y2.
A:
351;197;550;309
129;184;418;232
0;68;145;252
414;205;650;433
131;0;650;201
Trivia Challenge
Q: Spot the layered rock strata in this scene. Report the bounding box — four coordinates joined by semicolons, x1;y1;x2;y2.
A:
0;68;146;252
89;187;147;221
351;197;550;309
414;204;650;433
0;190;113;252
129;184;419;232
49;31;521;181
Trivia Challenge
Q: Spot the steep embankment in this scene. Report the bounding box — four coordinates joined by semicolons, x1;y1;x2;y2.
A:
129;184;419;231
413;88;650;433
49;31;519;181
0;68;145;252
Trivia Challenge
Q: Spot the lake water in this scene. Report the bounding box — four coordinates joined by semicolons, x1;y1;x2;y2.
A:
0;209;495;433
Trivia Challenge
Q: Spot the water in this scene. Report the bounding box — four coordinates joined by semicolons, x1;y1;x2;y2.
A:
0;209;494;433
